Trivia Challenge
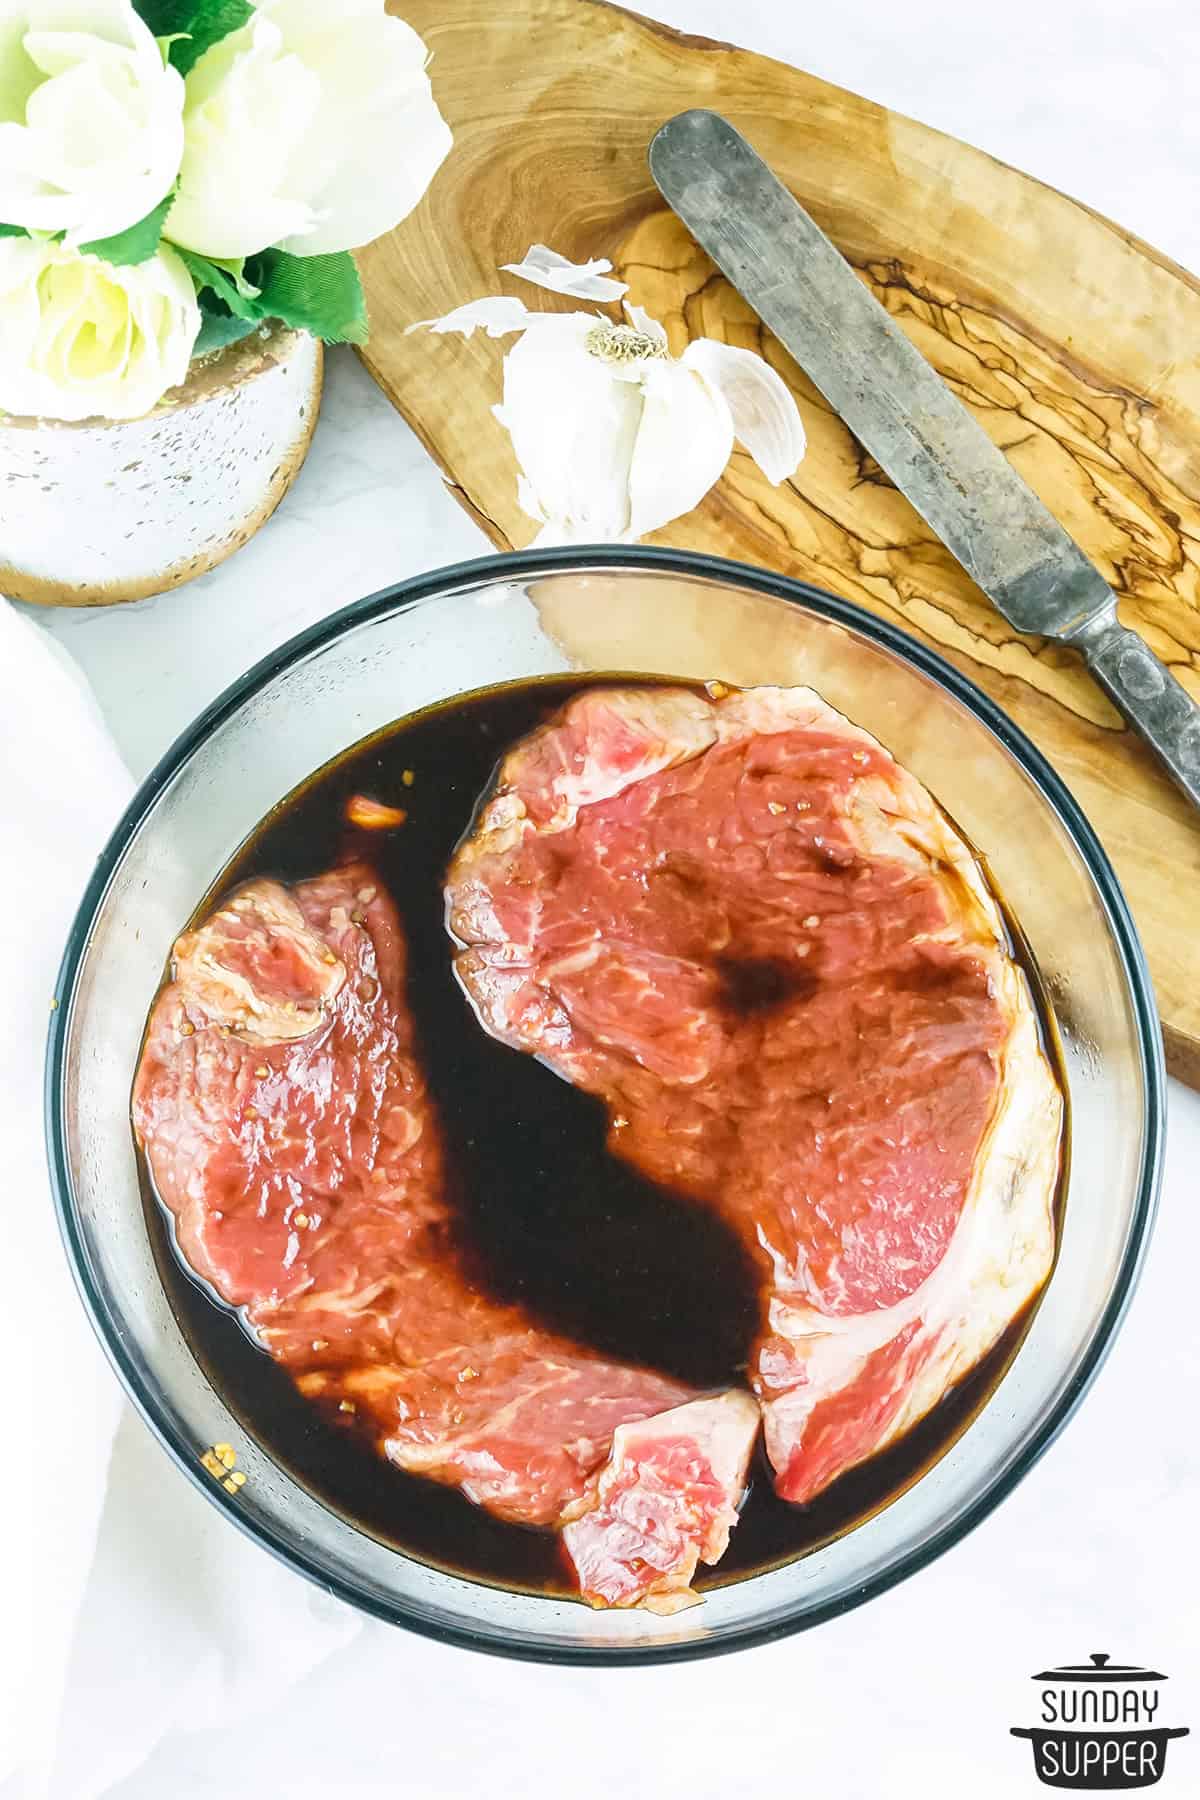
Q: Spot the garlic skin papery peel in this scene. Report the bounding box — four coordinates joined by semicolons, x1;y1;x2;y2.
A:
412;246;806;544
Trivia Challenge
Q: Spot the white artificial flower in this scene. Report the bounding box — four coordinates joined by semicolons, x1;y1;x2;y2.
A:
0;0;184;244
0;236;200;421
413;250;806;543
166;0;451;260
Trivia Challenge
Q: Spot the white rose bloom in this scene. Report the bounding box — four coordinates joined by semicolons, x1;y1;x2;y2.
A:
416;253;807;544
0;237;200;421
166;0;452;260
0;0;184;244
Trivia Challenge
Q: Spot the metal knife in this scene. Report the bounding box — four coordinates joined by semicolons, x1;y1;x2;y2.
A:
649;109;1200;810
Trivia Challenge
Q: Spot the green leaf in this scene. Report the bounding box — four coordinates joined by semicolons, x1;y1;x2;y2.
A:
0;222;28;238
155;32;189;64
245;250;368;346
176;247;259;319
136;0;252;76
212;254;259;299
178;245;367;347
78;193;173;265
193;306;260;357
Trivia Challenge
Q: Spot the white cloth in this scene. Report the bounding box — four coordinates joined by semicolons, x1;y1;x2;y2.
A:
3;602;130;1795
1;604;359;1800
48;1414;358;1800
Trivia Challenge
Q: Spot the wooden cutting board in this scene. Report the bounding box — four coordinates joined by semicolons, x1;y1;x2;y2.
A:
358;0;1200;1084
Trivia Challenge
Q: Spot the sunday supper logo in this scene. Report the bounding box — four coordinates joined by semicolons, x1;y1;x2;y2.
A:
1011;1653;1190;1790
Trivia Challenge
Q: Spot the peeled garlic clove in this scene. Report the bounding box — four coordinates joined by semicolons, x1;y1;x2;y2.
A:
681;339;806;483
502;243;628;301
626;357;733;542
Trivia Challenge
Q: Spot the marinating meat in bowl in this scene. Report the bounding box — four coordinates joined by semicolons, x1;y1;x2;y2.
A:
50;549;1161;1658
133;675;1063;1613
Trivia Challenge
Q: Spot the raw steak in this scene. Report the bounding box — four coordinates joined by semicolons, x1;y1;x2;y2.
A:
563;1390;761;1612
133;865;758;1602
446;684;1063;1506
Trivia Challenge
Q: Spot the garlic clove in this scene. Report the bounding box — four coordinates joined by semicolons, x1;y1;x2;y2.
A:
622;301;669;349
502;243;628;301
413;249;807;546
681;339;806;484
626;357;734;542
500;314;644;542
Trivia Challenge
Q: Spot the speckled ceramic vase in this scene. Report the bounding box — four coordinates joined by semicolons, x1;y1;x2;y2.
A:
0;323;323;607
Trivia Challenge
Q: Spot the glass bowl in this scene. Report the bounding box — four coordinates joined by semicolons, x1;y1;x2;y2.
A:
47;546;1164;1663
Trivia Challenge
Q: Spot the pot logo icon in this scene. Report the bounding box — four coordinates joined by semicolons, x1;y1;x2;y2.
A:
1011;1653;1189;1790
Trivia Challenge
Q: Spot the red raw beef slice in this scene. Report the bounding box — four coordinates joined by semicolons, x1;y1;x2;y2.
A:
563;1390;761;1612
133;865;758;1600
446;684;1063;1506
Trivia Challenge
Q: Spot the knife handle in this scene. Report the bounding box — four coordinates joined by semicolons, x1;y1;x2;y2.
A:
1073;611;1200;808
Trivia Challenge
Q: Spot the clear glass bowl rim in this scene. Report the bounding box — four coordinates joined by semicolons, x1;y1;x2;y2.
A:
44;544;1166;1663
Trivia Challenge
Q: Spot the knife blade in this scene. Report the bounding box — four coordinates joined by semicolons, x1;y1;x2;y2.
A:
649;108;1200;810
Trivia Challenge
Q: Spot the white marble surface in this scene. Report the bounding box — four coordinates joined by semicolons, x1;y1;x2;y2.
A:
19;0;1200;1794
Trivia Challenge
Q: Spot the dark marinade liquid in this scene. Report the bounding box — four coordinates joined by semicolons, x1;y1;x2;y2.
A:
142;673;1069;1599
